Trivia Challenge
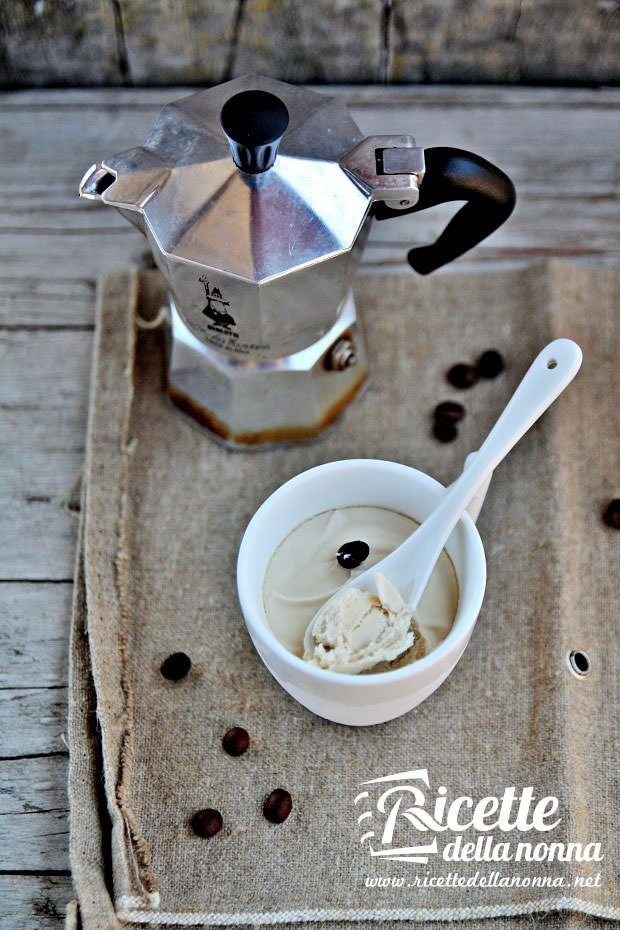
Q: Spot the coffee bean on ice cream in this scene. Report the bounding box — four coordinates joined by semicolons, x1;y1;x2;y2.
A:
336;540;370;570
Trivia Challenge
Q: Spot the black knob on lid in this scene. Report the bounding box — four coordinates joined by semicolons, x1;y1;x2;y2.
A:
220;90;289;174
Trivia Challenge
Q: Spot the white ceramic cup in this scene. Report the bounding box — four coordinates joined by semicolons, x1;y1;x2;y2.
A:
237;458;489;726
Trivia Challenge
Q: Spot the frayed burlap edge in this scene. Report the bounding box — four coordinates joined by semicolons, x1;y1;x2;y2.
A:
67;517;119;930
67;272;158;930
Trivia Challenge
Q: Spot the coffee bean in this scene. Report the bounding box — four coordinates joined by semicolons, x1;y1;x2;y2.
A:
191;808;223;838
337;540;370;570
160;652;191;681
447;363;478;389
602;499;620;529
433;419;458;443
263;788;292;824
434;401;465;423
477;349;505;379
222;726;250;757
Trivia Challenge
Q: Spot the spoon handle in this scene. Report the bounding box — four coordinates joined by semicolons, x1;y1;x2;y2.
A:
405;338;582;606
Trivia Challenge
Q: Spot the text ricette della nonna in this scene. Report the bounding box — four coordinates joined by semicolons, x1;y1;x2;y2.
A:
355;770;603;865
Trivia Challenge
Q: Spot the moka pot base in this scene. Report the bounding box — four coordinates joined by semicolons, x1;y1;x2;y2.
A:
166;289;369;448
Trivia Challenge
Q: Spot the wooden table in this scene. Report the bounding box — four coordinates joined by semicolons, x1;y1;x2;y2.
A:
2;85;619;929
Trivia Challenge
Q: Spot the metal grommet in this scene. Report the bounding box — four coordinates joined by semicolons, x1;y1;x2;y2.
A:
567;650;591;678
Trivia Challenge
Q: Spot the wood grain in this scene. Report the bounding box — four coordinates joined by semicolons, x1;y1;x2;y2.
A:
1;2;120;87
391;0;620;84
1;2;618;87
0;585;71;873
0;876;72;930
0;756;69;870
0;688;68;758
0;85;618;927
1;329;89;580
0;583;70;688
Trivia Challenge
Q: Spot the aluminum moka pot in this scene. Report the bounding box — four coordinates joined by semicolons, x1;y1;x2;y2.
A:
79;75;515;447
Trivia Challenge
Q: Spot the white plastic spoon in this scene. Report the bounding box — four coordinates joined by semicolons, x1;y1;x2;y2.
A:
304;338;582;659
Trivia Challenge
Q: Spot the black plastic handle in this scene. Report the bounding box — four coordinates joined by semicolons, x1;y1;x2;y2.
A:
374;147;516;275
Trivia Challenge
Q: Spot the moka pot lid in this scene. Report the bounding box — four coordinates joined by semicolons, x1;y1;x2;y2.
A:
80;75;372;284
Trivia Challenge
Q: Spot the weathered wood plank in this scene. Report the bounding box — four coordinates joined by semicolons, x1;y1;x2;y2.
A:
1;329;89;580
0;1;383;88
0;3;119;87
2;2;619;88
0;875;72;929
0;84;620;108
234;0;383;83
0;597;69;866
0;583;70;688
120;1;239;86
0;805;69;871
1;490;80;582
3;218;618;294
0;687;68;758
0;278;95;329
0;754;68;817
3;85;620;108
0;2;240;89
391;0;620;85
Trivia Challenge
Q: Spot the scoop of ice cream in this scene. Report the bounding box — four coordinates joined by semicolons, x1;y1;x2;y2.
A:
303;573;422;674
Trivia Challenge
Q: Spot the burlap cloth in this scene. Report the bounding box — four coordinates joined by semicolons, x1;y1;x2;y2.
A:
67;261;619;930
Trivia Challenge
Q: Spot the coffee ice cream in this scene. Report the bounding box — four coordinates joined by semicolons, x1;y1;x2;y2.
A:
263;506;458;674
303;572;423;673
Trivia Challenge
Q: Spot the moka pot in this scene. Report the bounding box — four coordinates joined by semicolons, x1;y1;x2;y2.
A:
79;75;515;447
